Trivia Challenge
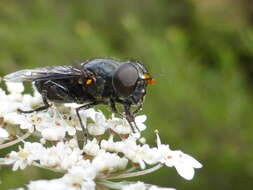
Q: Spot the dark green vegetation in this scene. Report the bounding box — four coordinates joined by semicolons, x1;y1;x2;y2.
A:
0;0;253;189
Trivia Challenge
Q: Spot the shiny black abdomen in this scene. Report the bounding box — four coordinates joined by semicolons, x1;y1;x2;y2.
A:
34;78;94;104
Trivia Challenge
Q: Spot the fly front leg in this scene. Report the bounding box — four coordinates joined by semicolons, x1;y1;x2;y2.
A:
133;104;143;116
76;102;99;142
110;99;124;118
123;103;140;133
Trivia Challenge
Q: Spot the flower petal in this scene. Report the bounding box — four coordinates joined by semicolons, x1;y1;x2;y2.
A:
175;162;195;180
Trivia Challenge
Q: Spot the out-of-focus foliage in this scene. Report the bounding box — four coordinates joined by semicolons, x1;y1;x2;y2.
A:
0;0;253;189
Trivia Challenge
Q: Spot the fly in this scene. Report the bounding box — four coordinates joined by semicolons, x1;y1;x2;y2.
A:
4;58;156;139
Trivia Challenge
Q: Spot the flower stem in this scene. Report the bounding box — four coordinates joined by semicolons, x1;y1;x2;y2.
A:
97;180;131;190
104;164;163;180
0;130;32;149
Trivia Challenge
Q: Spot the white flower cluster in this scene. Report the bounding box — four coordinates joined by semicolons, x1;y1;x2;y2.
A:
0;82;202;190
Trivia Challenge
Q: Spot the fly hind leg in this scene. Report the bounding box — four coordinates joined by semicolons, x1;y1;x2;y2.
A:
18;80;70;113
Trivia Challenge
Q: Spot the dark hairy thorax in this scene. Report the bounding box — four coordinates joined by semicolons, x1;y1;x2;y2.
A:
83;59;120;99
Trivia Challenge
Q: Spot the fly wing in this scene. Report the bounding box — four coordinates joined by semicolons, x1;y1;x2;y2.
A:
4;66;83;82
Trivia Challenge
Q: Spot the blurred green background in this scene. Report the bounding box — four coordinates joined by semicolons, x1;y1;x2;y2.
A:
1;0;253;189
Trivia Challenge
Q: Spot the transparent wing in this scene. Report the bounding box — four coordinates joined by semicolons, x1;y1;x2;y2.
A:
4;66;82;82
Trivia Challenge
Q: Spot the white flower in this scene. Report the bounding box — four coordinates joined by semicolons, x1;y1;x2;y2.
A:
92;150;128;173
6;142;44;171
0;127;9;139
40;142;83;171
30;110;76;140
26;164;97;190
122;182;146;190
63;104;98;131
81;108;98;121
6;93;23;102
135;115;147;131
27;179;69;190
164;150;202;180
107;114;147;135
0;127;9;144
101;136;159;169
6;82;24;94
139;137;146;144
41;127;66;141
87;112;107;136
22;90;43;108
65;138;79;149
156;133;202;180
62;165;96;190
83;139;100;156
108;116;132;135
100;135;117;152
0;100;22;116
4;112;34;132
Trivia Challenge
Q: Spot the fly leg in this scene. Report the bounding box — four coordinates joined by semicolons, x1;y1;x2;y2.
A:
18;80;70;113
133;104;143;116
76;102;99;142
124;104;140;133
110;99;124;117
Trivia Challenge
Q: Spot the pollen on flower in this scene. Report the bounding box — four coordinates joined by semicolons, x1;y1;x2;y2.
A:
18;149;30;158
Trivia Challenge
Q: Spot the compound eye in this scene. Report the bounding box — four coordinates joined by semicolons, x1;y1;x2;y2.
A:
113;63;139;97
